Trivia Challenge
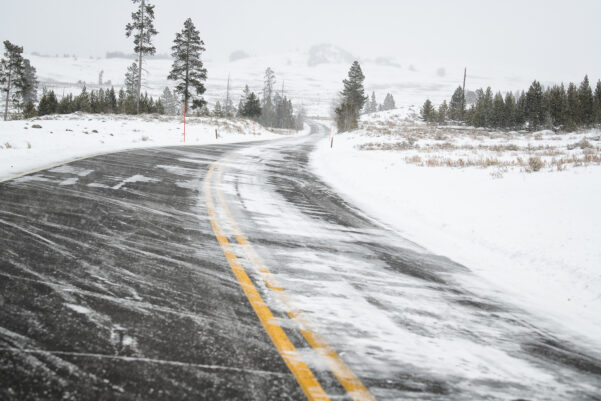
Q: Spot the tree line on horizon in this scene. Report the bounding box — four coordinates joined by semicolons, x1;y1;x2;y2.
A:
421;75;601;132
0;0;303;130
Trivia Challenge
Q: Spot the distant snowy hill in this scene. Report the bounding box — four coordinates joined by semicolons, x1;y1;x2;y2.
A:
27;45;539;117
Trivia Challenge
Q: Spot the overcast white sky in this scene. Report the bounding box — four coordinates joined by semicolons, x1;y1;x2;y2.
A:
1;0;600;79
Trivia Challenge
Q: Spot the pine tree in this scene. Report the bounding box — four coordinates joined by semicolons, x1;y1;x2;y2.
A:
240;92;261;119
261;67;276;126
168;18;207;115
594;80;601;124
437;100;448;123
38;90;58;116
369;91;377;113
547;85;568;128
125;0;158;113
160;87;177;115
23;101;36;118
117;88;127;113
448;86;464;120
224;74;234;117
22;59;38;105
76;85;91;113
1;40;26;120
566;82;580;129
492;92;505;127
335;61;368;131
578;75;594;125
383;93;396;110
504;92;516;128
525;80;544;131
420;99;436;122
262;67;276;106
106;87;117;113
213;101;223;117
472;88;493;127
515;91;527;127
124;62;139;98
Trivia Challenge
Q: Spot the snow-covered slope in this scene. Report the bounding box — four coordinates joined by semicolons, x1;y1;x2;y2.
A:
312;114;601;352
0;113;297;182
27;45;563;118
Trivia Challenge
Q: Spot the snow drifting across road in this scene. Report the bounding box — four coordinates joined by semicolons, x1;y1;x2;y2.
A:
0;113;290;181
312;117;601;352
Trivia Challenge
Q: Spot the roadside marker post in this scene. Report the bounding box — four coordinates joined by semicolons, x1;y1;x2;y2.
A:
330;126;334;148
183;104;186;143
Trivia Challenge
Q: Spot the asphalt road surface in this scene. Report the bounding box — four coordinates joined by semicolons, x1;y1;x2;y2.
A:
1;124;600;400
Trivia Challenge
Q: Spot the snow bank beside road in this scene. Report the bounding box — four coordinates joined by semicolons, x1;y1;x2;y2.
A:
312;127;601;351
0;113;288;181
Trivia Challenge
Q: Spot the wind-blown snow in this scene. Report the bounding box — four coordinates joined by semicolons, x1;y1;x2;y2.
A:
312;121;601;352
0;113;286;181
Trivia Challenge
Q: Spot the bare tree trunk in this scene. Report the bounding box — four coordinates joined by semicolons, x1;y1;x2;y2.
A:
4;71;12;121
136;0;145;114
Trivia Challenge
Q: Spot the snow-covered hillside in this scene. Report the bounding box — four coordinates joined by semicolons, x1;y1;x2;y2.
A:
0;113;297;182
26;44;566;118
312;112;601;352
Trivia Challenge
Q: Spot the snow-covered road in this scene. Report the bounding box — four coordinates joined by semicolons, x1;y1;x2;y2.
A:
1;124;600;400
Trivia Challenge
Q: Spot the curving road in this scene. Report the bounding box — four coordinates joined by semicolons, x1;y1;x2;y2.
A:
1;124;600;400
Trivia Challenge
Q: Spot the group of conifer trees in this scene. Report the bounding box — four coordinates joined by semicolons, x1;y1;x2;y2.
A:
422;75;601;131
37;86;164;116
2;0;304;130
363;92;396;114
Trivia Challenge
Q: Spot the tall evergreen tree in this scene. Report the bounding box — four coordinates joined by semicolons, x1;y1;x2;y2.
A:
566;82;580;128
261;67;276;125
124;62;139;98
125;0;158;113
368;92;377;113
492;92;505;128
515;91;527;127
38;90;58;116
22;59;38;105
525;80;544;131
168;18;207;115
237;84;250;117
1;40;26;120
594;80;601;124
472;88;493;127
240;92;261;119
437;100;448;123
420;99;436;122
383;93;396;110
160;87;177;115
503;92;516;128
448;86;464;120
335;61;367;131
578;75;594;125
547;84;568;127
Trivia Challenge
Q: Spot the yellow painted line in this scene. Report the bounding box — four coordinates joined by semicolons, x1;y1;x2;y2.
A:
213;159;377;401
204;163;331;401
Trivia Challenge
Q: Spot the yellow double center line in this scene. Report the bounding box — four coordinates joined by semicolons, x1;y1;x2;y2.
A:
204;156;376;401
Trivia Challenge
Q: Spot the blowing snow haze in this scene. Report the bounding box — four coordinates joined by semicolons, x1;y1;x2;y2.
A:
2;1;601;401
1;0;600;81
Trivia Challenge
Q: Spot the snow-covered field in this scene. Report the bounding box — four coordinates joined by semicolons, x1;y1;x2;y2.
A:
0;113;297;181
312;111;601;351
